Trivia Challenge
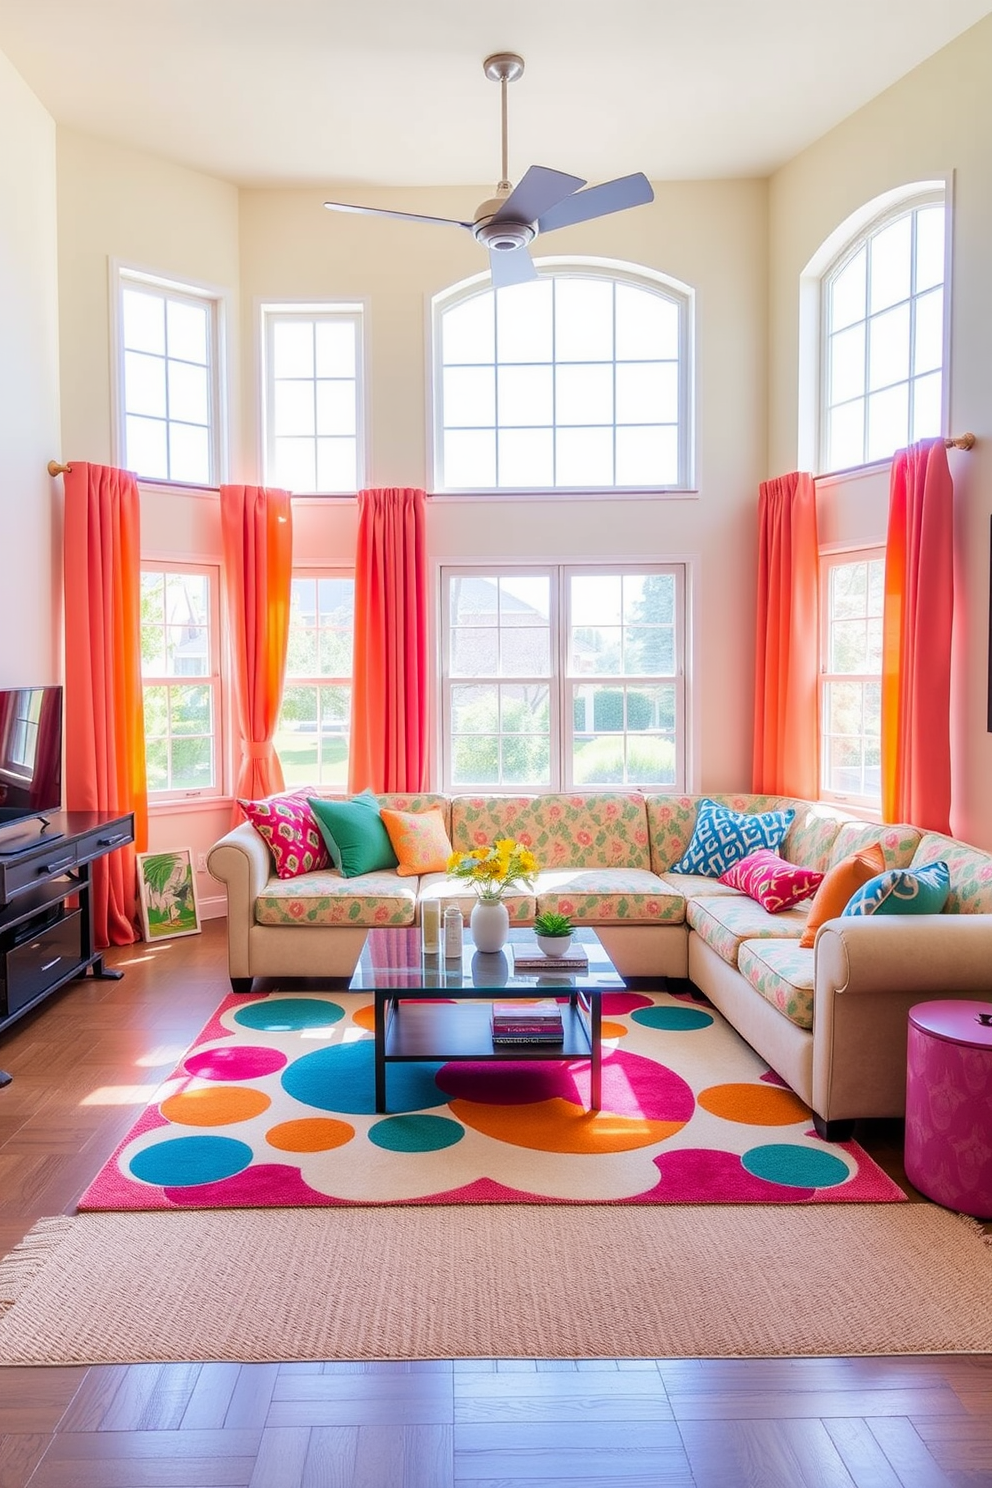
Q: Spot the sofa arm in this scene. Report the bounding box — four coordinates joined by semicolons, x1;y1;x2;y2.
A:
207;822;272;979
815;913;992;997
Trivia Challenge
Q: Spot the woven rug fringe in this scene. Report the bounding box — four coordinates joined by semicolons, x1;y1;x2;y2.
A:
0;1216;75;1314
956;1210;992;1246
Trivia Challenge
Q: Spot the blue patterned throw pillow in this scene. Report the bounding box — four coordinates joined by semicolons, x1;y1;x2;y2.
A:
842;860;950;917
670;800;795;878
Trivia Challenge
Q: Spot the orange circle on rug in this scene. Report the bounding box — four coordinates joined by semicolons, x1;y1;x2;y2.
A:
697;1082;811;1126
449;1096;685;1154
601;1020;628;1040
266;1117;355;1152
159;1086;271;1126
351;1004;376;1032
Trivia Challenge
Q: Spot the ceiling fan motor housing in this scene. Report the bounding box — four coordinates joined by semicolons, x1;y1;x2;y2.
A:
473;215;535;252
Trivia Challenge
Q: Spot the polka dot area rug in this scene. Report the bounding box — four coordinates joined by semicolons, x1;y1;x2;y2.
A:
78;988;906;1210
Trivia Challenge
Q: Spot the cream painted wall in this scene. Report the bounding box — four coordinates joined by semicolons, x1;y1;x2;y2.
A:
55;129;242;475
0;50;60;686
768;13;992;849
239;179;768;793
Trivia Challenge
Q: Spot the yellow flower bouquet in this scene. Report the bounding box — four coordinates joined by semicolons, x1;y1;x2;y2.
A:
446;838;539;902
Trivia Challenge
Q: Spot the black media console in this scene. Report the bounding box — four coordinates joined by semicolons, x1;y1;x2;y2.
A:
0;811;136;1078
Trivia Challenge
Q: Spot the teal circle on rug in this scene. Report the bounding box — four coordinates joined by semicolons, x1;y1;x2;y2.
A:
233;998;345;1033
742;1143;850;1189
368;1115;465;1152
631;1006;714;1031
128;1135;253;1187
281;1041;446;1115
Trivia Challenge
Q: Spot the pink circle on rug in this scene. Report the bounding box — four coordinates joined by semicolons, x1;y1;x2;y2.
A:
602;992;656;1015
435;1048;694;1122
184;1045;287;1081
646;1147;815;1202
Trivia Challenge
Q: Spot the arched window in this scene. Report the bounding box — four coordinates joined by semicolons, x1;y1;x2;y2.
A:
804;185;947;473
432;260;693;492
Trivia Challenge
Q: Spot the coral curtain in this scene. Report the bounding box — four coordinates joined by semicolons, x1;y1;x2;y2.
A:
349;487;429;794
752;470;820;798
219;485;293;803
881;439;954;831
63;462;147;946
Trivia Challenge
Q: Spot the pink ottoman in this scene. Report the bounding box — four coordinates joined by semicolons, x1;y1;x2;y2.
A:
905;1001;992;1218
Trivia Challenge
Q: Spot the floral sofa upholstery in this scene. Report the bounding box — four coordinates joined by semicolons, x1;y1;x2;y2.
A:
207;789;992;1135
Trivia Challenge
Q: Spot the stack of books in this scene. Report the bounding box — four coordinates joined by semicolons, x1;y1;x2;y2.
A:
510;942;589;972
491;1000;564;1045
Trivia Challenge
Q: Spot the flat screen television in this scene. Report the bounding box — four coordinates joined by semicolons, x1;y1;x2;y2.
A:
0;685;64;853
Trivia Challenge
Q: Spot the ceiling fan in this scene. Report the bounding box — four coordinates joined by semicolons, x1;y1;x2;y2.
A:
323;53;654;290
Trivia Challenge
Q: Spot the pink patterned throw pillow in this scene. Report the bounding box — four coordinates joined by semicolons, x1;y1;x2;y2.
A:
238;794;331;880
718;849;823;912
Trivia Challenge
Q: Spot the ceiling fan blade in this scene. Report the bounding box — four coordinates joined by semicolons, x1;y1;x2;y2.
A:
490;165;586;228
489;245;538;290
536;172;654;234
323;200;473;231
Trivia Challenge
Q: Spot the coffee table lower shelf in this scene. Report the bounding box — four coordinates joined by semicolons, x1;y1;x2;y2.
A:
374;992;601;1114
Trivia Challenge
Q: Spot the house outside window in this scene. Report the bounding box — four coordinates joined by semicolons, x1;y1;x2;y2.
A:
441;565;685;793
262;306;364;493
820;193;946;473
433;263;693;492
140;565;222;799
820;550;884;807
116;269;222;485
274;573;355;788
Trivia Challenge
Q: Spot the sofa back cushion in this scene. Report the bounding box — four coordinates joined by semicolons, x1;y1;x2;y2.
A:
449;793;651;871
827;821;921;871
911;832;992;913
645;793;793;873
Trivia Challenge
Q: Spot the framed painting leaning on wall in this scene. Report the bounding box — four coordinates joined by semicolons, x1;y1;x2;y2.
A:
136;849;201;941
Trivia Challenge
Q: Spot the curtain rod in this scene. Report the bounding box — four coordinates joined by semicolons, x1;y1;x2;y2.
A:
49;434;976;480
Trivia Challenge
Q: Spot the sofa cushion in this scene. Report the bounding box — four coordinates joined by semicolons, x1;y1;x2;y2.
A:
534;869;685;925
380;807;452;876
450;793;651;871
779;806;846;872
718;850;823;911
255;869;417;927
828;821;921;871
843;861;950;918
911;832;992;913
660;872;742;899
309;792;398;877
238;793;331;879
686;894;809;965
798;842;886;948
670;799;795;878
738;940;816;1030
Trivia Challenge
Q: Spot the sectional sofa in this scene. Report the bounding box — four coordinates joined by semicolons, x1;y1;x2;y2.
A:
207;790;992;1136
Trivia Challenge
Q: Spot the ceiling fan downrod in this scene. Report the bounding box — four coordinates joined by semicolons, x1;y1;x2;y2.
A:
483;53;524;195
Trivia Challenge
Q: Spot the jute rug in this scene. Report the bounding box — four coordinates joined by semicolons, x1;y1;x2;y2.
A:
0;1204;990;1364
79;988;903;1209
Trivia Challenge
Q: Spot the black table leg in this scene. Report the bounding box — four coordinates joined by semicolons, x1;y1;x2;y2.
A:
0;1070;11;1088
374;991;387;1113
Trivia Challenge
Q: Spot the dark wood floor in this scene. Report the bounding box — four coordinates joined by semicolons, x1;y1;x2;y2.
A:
1;918;990;1488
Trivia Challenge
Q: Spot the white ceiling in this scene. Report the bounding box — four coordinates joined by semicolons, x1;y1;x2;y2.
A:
1;0;990;190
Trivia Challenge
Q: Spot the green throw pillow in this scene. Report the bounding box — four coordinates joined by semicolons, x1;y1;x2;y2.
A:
307;791;398;878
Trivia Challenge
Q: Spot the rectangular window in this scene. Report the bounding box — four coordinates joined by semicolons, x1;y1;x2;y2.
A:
140;565;222;800
820;550;884;807
274;572;355;788
262;306;363;493
441;566;685;793
116;269;222;485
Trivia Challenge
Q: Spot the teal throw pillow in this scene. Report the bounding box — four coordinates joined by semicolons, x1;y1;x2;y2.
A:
307;791;398;878
670;799;795;878
842;860;950;917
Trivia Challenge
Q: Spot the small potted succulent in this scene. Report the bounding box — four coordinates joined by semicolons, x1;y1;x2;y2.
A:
534;910;574;958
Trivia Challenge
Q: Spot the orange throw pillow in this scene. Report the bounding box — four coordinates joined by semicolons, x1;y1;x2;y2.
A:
799;841;886;948
380;807;453;877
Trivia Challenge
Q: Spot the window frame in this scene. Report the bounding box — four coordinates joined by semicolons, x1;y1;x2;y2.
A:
274;567;356;791
139;560;224;805
818;545;885;813
260;302;366;495
430;258;695;496
112;263;226;488
439;562;687;795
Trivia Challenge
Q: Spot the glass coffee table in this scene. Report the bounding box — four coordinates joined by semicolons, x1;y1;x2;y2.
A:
348;925;626;1114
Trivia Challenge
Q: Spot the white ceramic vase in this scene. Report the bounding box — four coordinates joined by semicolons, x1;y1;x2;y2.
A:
470;899;510;953
536;933;573;958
